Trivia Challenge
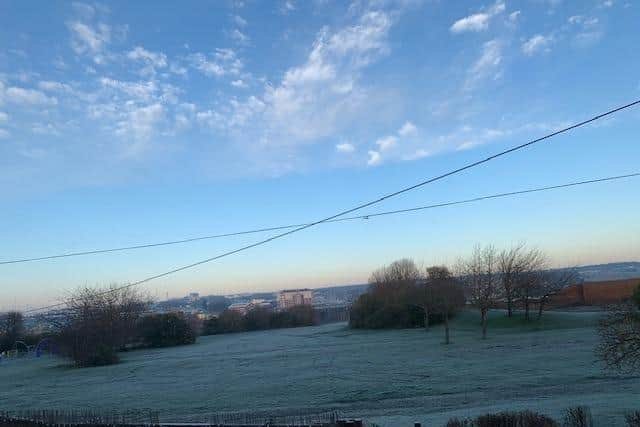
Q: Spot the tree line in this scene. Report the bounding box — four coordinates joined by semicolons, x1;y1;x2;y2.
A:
350;244;579;342
1;286;319;368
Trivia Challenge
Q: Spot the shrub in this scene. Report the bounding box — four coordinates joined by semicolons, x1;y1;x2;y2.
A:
562;406;593;427
56;286;149;367
625;411;640;427
139;313;196;348
444;411;558;427
202;305;315;335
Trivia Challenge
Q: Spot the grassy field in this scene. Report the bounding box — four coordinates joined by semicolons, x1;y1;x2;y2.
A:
1;309;638;426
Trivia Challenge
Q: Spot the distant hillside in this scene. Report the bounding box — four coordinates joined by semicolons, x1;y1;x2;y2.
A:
571;262;640;282
159;262;639;307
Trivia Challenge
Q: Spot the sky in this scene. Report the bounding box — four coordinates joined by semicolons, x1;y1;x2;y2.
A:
1;0;639;310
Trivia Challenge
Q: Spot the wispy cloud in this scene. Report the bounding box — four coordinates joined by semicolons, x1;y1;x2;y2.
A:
522;34;554;56
367;150;381;166
5;86;58;106
336;142;355;153
450;1;505;34
465;39;503;89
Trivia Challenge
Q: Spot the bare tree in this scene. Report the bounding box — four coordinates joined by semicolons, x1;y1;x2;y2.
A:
57;285;150;367
499;244;526;318
535;269;580;319
369;258;422;288
458;245;500;339
427;266;465;344
513;248;547;321
596;299;640;373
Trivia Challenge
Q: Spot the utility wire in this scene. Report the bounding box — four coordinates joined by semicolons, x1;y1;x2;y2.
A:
21;99;640;314
4;172;639;266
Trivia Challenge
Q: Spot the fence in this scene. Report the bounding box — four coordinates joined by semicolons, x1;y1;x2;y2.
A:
0;409;348;427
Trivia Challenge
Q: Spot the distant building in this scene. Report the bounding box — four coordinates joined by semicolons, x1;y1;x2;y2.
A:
228;302;252;315
277;289;314;310
187;292;200;303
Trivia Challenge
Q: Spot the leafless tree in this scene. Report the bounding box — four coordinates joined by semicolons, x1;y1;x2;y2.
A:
513;248;547;321
499;244;527;318
458;245;501;339
426;266;465;344
57;285;150;367
535;269;580;319
596;301;640;373
369;258;422;288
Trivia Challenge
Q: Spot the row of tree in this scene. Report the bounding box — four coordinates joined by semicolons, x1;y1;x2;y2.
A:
350;259;465;344
350;244;579;342
202;305;315;335
459;244;578;339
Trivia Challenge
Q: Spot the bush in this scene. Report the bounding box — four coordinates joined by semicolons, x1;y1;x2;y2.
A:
444;411;558;427
562;406;593;427
633;283;640;309
55;286;149;367
202;305;315;335
139;313;196;348
625;412;640;427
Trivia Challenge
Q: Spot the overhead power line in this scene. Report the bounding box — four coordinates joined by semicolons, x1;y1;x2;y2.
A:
22;99;640;314
3;172;639;266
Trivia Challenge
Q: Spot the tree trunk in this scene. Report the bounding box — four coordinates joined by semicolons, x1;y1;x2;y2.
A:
537;297;546;320
507;294;513;318
424;308;430;331
444;311;450;344
481;309;488;340
524;293;530;321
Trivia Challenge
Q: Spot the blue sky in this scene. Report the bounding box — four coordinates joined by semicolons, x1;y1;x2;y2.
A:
1;0;639;309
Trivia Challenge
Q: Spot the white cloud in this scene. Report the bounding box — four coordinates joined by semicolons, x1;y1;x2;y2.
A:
188;49;243;77
450;13;491;33
336;142;355;153
231;79;248;88
398;121;417;137
230;29;250;44
233;15;247;26
256;10;392;142
509;11;521;23
6;87;58;106
37;81;73;92
281;0;296;14
127;46;168;75
67;21;111;63
522;34;554;55
0;111;8;122
0;128;9;139
567;15;603;47
403;149;429;161
115;103;164;152
367;150;381;166
375;135;397;151
450;1;505;33
466;39;502;88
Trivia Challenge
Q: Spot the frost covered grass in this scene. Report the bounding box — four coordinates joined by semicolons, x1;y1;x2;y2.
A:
0;310;637;426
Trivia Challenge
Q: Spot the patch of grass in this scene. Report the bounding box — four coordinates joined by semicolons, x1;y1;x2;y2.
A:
451;309;600;333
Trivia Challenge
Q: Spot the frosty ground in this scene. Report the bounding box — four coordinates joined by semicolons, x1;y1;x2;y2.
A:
1;310;638;426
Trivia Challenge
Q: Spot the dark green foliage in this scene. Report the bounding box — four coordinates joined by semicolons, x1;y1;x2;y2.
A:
445;410;558;427
139;313;196;348
202;305;315;335
633;283;640;309
0;311;24;352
